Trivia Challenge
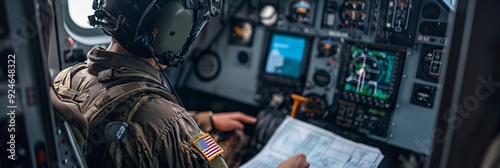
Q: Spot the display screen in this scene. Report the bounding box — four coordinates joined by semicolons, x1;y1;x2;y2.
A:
339;43;405;102
265;33;307;79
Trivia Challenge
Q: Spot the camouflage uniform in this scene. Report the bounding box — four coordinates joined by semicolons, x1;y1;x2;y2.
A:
190;112;249;168
54;46;228;168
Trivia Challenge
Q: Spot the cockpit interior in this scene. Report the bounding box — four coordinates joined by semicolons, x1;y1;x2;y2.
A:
1;0;499;167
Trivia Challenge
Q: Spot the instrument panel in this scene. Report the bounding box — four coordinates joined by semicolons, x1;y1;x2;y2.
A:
186;0;453;156
333;42;406;137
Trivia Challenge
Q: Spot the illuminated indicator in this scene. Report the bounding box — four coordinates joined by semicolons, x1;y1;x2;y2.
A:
342;45;402;101
420;48;444;81
324;43;332;49
234;27;250;36
296;8;307;13
416;90;432;103
368;108;386;117
411;83;436;108
340;0;367;29
290;1;312;23
229;21;253;45
317;39;339;57
265;33;307;79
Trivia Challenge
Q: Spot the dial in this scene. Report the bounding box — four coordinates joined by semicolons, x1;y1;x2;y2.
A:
290;1;313;23
313;70;331;87
259;5;278;26
339;0;367;29
414;88;433;104
338;43;405;105
194;52;221;81
422;2;440;19
348;53;383;97
411;83;436;108
317;39;339;57
418;47;444;82
229;21;253;45
304;94;329;119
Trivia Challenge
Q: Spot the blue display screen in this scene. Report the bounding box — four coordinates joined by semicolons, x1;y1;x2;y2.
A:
265;33;306;79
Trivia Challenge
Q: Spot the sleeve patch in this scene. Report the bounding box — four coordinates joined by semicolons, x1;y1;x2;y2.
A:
192;133;224;161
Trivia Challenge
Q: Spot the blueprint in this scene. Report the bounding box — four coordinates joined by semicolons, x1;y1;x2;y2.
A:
240;117;384;168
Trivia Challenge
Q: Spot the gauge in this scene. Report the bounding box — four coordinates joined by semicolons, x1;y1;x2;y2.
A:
259;5;278;26
317;38;339;57
313;70;331;87
229;21;253;46
414;88;432;104
304;94;329;119
194;51;221;81
339;0;367;29
420;48;444;81
422;2;440;19
339;43;404;103
411;83;436;108
343;0;366;10
290;1;312;23
349;53;382;84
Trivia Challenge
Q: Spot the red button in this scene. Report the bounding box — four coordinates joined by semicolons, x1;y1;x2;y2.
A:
36;150;47;164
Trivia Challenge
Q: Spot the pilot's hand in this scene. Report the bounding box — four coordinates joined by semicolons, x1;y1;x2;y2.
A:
277;154;310;168
212;112;256;132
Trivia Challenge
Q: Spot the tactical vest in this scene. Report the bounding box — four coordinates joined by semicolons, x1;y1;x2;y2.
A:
53;63;178;167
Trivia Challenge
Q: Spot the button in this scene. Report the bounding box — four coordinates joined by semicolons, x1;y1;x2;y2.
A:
434;51;443;61
237;51;249;64
430;63;441;73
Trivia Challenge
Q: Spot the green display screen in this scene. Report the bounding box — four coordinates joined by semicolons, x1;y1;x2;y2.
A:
342;45;400;100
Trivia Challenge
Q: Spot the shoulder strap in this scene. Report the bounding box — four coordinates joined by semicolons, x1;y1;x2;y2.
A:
81;70;177;167
53;63;88;101
55;63;179;128
83;81;177;128
102;93;154;168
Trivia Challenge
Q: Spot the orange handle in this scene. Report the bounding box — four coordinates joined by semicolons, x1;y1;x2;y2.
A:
290;94;309;117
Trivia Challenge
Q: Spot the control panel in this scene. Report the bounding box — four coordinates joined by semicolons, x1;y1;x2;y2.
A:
185;0;454;156
332;42;406;137
254;31;312;107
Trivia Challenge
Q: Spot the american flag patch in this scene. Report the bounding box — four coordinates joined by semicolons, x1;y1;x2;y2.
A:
193;134;224;161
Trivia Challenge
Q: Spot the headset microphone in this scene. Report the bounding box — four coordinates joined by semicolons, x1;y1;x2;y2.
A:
148;44;186;108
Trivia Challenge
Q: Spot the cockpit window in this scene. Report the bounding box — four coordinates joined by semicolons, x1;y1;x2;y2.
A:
64;0;108;45
67;0;94;29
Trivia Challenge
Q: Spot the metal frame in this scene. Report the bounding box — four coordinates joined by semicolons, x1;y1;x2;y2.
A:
2;0;59;166
431;0;500;167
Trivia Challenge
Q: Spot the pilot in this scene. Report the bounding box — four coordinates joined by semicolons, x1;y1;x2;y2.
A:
50;0;309;167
